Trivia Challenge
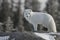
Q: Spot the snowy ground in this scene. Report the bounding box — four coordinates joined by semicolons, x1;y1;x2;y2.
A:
0;32;59;40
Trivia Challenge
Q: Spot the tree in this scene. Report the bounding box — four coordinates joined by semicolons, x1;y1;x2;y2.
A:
16;0;25;32
32;0;41;12
1;0;10;32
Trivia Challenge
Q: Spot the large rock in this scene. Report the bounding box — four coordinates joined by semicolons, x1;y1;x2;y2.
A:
0;32;45;40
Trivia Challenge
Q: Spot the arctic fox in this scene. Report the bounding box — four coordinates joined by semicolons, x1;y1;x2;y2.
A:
24;9;57;32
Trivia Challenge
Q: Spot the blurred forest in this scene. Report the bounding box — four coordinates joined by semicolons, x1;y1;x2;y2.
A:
0;0;60;32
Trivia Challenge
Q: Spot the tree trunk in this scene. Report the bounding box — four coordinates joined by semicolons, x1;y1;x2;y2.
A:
1;0;9;32
32;0;41;12
16;0;25;32
25;0;32;9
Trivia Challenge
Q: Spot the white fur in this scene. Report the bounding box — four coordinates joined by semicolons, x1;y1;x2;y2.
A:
24;9;57;32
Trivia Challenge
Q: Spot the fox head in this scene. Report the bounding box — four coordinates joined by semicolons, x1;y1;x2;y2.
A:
24;9;32;20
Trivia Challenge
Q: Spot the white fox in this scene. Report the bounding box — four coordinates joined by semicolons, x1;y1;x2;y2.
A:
24;9;57;32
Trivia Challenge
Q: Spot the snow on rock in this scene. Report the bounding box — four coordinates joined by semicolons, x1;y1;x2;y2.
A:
34;32;55;40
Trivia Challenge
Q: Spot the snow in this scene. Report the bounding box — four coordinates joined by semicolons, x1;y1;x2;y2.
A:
0;36;9;40
34;32;55;40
